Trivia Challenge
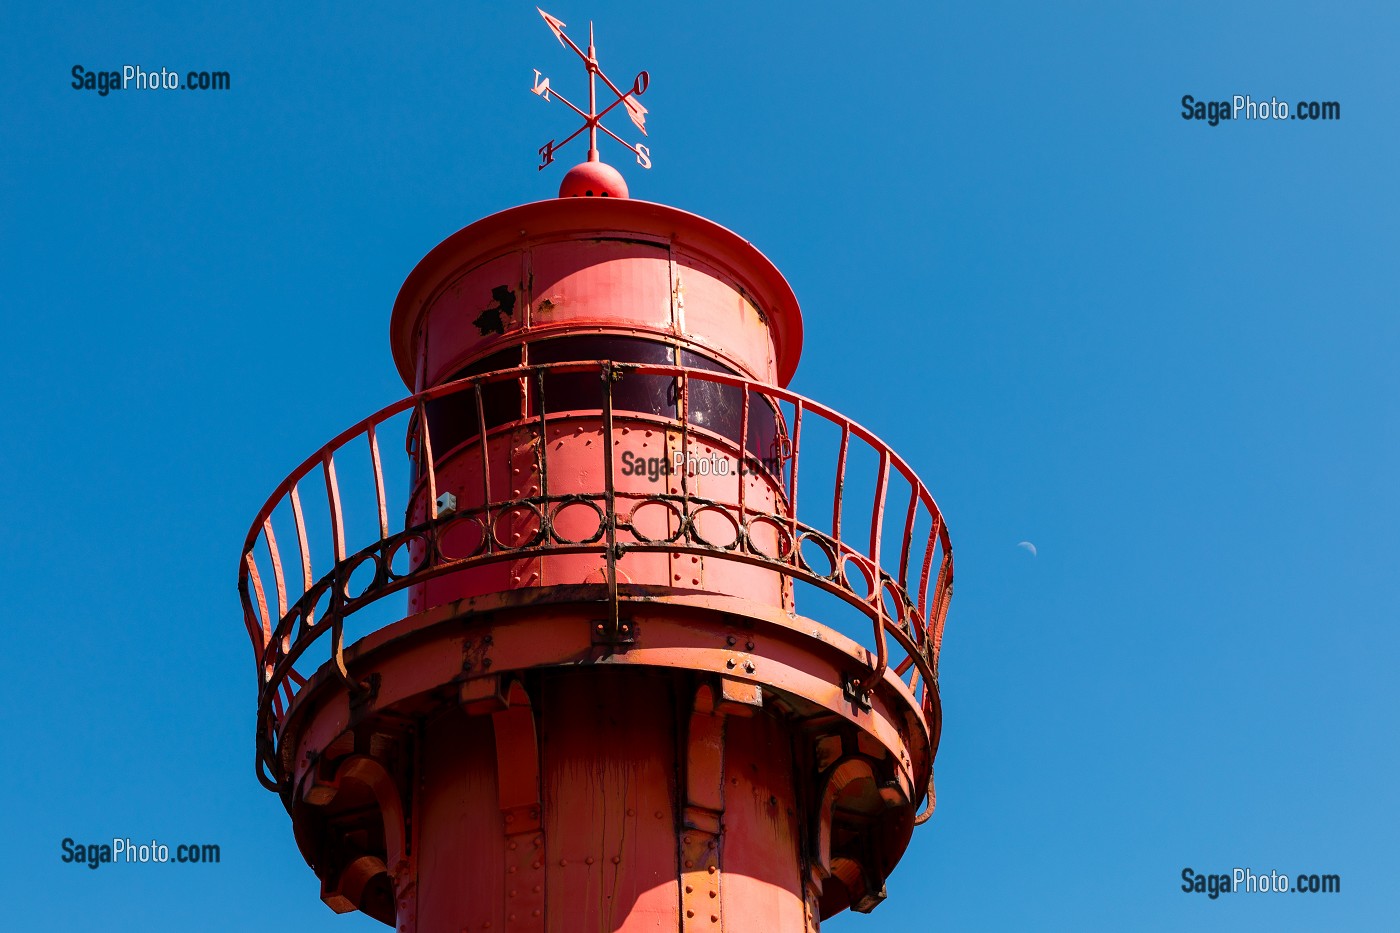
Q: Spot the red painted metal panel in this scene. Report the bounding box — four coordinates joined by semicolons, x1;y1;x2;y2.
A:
389;200;804;389
721;713;808;933
673;251;779;385
529;238;673;331
416;708;508;931
541;671;679;931
423;252;526;388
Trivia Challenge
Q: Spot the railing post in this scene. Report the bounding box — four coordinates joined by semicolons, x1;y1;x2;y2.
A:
859;449;891;693
597;361;628;645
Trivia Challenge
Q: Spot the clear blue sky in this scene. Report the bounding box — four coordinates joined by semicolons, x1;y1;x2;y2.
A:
2;1;1396;930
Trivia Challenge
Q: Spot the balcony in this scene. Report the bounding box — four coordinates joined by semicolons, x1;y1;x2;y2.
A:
239;362;953;794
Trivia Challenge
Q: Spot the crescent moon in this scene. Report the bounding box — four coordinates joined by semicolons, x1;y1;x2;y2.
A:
1017;541;1037;557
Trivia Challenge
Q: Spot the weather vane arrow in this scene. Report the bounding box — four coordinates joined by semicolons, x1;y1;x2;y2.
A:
531;7;651;171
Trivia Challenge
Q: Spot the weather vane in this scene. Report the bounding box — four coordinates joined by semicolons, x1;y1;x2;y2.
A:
531;7;651;171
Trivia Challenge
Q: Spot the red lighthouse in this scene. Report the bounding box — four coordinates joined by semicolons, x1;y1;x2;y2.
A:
238;13;953;931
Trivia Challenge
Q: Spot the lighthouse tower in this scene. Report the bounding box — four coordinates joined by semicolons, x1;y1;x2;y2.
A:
238;12;953;932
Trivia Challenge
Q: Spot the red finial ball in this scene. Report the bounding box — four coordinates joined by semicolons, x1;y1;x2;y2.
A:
558;161;629;199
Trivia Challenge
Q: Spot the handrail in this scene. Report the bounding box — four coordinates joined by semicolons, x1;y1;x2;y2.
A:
238;362;953;791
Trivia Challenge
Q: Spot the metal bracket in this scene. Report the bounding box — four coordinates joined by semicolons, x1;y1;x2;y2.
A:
591;617;637;648
493;681;544;933
348;672;382;718
461;634;494;675
841;674;873;713
682;684;726;930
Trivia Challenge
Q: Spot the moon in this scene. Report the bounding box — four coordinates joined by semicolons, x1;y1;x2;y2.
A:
1017;541;1037;557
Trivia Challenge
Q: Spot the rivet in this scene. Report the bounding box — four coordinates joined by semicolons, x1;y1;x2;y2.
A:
612;856;621;864
655;810;664;819
533;885;541;893
532;860;542;869
686;910;695;918
708;865;717;874
586;856;594;865
560;858;568;866
508;841;517;850
508;865;517;873
745;662;755;673
684;859;693;868
626;808;635;816
509;889;517;898
726;636;736;646
532;910;541;918
726;659;736;669
709;890;717;897
685;885;694;894
745;641;754;650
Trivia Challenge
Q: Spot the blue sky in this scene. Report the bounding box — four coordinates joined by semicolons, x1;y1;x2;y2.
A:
2;1;1396;930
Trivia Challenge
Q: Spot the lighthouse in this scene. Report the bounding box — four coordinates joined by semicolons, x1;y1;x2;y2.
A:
237;11;954;931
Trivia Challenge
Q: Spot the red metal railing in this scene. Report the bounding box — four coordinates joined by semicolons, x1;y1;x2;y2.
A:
239;362;953;790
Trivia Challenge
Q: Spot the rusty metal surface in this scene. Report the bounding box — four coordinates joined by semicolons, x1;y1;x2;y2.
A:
387;197;805;389
276;588;935;808
240;361;953;794
286;635;921;928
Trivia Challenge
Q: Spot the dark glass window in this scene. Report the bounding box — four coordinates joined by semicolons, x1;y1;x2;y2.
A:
422;347;523;458
418;336;784;483
531;335;675;417
679;349;782;476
